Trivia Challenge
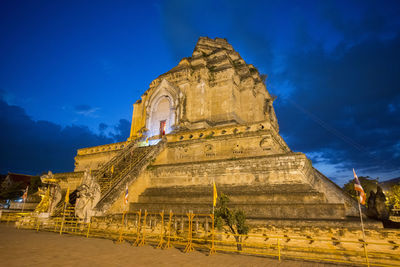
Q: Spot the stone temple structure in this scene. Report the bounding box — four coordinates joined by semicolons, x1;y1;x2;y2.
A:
41;37;371;227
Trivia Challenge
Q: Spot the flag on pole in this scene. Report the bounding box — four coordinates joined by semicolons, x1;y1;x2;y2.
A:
65;187;70;204
353;169;366;205
213;181;218;207
124;184;129;205
22;186;29;202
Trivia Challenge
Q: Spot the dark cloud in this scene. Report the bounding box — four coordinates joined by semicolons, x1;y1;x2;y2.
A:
273;33;400;182
159;1;400;183
0;98;128;175
320;0;400;44
98;122;108;132
110;119;131;142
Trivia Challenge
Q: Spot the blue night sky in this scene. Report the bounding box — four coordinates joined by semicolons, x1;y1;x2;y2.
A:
1;0;399;186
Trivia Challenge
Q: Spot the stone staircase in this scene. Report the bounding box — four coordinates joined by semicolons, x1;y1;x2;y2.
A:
96;145;152;193
62;206;75;218
94;139;166;213
52;202;64;217
131;183;347;221
92;139;139;194
52;189;78;217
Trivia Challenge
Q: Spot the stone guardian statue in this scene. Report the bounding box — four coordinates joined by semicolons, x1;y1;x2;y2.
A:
36;171;62;215
75;169;101;223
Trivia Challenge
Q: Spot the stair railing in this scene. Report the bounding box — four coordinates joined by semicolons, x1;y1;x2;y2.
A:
98;139;165;202
93;139;140;189
98;146;149;192
99;140;165;195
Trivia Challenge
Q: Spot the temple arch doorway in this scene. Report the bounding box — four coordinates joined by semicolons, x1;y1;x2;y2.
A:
147;95;175;138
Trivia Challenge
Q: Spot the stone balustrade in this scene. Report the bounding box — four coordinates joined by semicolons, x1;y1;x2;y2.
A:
77;141;129;156
167;121;280;143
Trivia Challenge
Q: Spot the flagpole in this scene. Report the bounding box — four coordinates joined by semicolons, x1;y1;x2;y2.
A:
212;177;215;216
357;192;370;267
354;169;369;267
357;193;366;238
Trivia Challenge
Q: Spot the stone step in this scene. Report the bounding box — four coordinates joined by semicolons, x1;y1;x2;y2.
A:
141;184;318;196
138;191;326;204
129;202;346;220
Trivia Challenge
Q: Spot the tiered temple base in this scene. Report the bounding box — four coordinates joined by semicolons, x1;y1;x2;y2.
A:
130;183;381;228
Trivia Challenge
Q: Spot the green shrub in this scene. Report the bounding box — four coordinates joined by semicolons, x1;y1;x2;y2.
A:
215;193;249;251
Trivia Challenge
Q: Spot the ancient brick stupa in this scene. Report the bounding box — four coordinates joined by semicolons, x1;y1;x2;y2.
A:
42;37;373;227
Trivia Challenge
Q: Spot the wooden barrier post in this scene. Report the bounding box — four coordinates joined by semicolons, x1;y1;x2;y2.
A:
53;218;58;232
36;217;40;232
164;210;173;249
138;210;147;246
157;211;164;249
184;211;195;253
86;220;91;238
59;216;65;235
134;210;142;246
117;211;126;243
277;237;281;262
209;214;216;255
17;215;22;229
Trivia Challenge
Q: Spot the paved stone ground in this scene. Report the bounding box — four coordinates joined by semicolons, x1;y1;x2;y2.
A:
0;224;338;267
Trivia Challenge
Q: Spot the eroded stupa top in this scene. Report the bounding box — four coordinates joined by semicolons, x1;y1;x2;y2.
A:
192;37;234;56
129;37;278;139
149;37;266;92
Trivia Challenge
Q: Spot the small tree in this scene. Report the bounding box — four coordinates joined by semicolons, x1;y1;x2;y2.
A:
0;180;23;200
214;193;249;251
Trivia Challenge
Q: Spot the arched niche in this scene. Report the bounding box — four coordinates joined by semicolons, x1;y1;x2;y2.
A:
145;79;179;138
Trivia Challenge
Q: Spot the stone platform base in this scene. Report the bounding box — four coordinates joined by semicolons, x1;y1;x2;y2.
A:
128;184;373;227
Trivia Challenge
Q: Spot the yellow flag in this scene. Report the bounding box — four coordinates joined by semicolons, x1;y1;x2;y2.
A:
213;181;218;207
111;165;114;174
65;187;70;204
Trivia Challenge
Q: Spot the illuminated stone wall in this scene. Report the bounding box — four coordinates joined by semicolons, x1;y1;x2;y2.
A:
128;37;278;140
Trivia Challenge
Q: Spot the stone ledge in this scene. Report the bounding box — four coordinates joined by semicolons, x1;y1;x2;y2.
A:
152;152;307;169
130;202;346;220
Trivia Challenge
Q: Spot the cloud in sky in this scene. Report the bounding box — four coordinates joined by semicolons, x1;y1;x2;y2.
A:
109;119;131;142
98;122;108;132
74;104;100;117
159;0;400;184
0;97;129;175
272;23;400;184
